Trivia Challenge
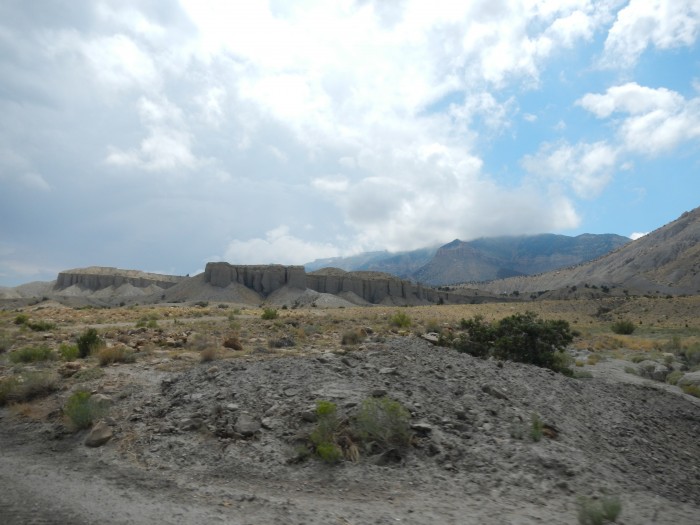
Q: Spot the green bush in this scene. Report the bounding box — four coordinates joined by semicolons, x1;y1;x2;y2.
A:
577;496;622;524
389;311;411;329
14;314;29;325
530;413;544;442
310;400;342;463
681;384;700;398
27;320;55;332
353;397;411;448
680;343;700;366
666;370;684;385
58;343;79;361
8;345;55;364
456;312;575;373
261;308;278;320
0;372;58;405
77;328;102;358
611;320;635;335
63;390;106;430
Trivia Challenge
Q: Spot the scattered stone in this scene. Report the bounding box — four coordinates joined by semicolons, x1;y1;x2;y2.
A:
481;384;509;400
678;371;700;388
410;422;433;434
379;367;398;375
180;417;204;431
421;332;440;344
234;413;261;437
370;388;388;398
85;421;113;447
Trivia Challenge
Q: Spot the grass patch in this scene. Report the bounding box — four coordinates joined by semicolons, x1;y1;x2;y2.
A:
353;396;411;448
0;331;11;353
530;413;544;442
27;320;55;332
611;320;635;335
577;496;622;524
72;367;105;382
8;345;55;364
666;370;684;385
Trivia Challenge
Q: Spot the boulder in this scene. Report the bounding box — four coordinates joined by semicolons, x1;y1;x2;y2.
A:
85;420;113;447
636;360;670;382
234;413;261;437
677;371;700;388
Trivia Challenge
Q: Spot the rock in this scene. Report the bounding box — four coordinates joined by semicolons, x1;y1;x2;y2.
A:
379;367;398;375
370;388;388;398
637;360;670;382
677;371;700;388
373;448;403;466
300;409;317;423
180;417;204;431
421;332;440;344
481;384;509;400
90;394;112;409
85;421;113;447
58;362;82;378
410;422;433;434
234;413;261;437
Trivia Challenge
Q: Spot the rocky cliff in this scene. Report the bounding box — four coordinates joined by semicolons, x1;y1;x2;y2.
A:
55;267;184;292
204;262;499;305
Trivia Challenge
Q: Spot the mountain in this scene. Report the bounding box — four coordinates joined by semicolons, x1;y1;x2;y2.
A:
306;233;630;286
414;233;631;285
473;207;700;296
305;247;438;277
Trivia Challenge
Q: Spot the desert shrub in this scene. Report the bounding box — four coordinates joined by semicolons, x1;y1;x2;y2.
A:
310;400;343;463
681;384;700;398
666;370;684;385
194;301;209;308
200;346;218;362
587;354;601;365
0;372;58;405
63;390;106;430
72;367;105;382
577;496;622;524
96;346;135;366
424;319;442;334
353;397;411;449
530;413;543;442
223;335;243;350
8;345;55;364
14;314;29;325
574;370;594;379
77;328;102;358
58;343;79;361
456;312;575;373
624;366;638;375
0;331;13;353
680;343;700;366
261;308;278;320
269;336;295;349
389;311;411;329
27;320;55;332
611;320;635;335
341;329;364;346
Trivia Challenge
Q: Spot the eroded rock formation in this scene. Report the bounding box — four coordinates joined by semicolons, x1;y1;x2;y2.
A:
55;267;184;292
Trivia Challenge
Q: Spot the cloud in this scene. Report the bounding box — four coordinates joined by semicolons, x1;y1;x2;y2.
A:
578;83;700;155
224;226;340;265
0;148;50;191
106;96;196;171
603;0;700;68
521;141;619;198
630;231;648;240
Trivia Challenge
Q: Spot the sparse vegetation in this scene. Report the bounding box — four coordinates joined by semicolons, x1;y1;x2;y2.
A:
0;371;58;405
14;314;29;325
577;496;622;524
58;343;79;361
389;311;412;329
353;396;411;449
8;345;55;364
681;384;700;398
530;413;544;442
666;370;684;385
611;319;635;335
200;346;218;362
261;307;278;320
77;328;103;358
341;329;364;345
310;400;343;463
0;330;11;353
96;345;136;366
63;390;106;430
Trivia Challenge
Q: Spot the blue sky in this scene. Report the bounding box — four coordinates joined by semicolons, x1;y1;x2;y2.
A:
1;0;700;286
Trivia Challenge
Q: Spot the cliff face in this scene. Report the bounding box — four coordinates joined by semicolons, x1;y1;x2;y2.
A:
204;263;306;296
55;267;184;291
204;262;475;304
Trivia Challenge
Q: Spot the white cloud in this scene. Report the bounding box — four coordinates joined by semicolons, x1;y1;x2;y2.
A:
0;148;50;191
578;83;700;155
224;226;340;265
312;176;349;193
603;0;700;67
106;96;196;171
630;231;648;240
522;141;618;198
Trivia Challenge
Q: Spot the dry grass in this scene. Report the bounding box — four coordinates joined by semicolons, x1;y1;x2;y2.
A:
96;345;136;366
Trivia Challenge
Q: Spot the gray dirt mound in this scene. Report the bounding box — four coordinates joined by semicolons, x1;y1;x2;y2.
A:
118;337;700;523
159;273;262;304
265;286;357;308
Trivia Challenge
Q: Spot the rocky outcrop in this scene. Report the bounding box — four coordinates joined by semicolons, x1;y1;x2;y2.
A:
204;263;306;296
55;267;183;292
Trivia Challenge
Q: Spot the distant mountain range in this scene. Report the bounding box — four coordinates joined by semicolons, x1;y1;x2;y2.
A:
306;233;631;286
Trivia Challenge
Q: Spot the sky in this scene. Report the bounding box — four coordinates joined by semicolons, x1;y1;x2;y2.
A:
1;0;700;286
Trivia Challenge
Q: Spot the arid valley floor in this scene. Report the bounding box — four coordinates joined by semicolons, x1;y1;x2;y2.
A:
1;296;700;524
